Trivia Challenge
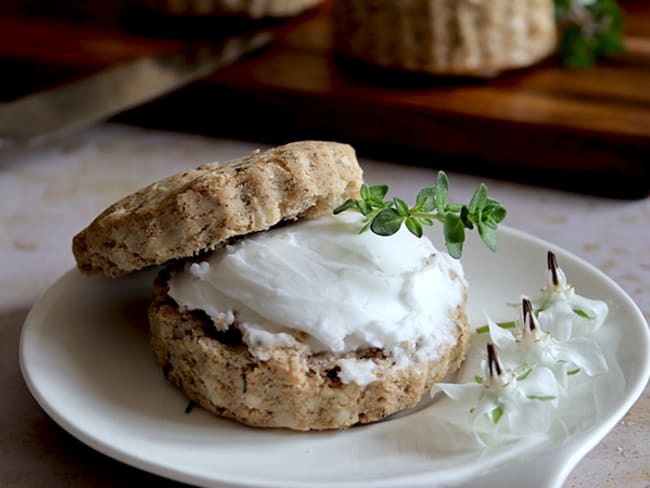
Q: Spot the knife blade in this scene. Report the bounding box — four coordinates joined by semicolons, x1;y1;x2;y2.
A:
0;31;272;146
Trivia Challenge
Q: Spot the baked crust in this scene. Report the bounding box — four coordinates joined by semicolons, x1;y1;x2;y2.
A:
73;141;362;278
149;272;471;431
333;0;557;76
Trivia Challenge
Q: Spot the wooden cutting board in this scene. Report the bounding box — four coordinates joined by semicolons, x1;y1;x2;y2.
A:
0;1;648;197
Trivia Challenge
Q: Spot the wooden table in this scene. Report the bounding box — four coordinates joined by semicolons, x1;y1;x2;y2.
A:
0;0;649;197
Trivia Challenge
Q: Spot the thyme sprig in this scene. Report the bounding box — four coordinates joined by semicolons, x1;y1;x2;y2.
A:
333;171;507;259
555;0;624;68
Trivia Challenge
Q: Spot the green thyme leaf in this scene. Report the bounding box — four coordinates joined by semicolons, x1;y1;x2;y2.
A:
367;184;389;201
359;184;370;200
405;216;424;237
445;203;463;213
484;199;507;224
333;199;359;214
444;213;465;259
478;221;498;252
371;208;404;236
469;183;488;215
567;368;581;376
445;241;463;260
393;197;410;217
474;375;484;384
415;187;436;213
434;172;448;211
358;199;373;216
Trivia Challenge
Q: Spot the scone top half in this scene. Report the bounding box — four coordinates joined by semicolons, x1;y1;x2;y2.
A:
73;141;363;278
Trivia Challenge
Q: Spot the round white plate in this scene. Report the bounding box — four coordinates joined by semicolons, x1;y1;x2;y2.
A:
20;227;650;488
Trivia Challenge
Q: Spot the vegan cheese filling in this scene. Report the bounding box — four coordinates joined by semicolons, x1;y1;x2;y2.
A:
168;212;467;385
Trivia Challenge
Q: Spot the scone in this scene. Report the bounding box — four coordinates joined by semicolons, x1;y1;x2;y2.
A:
136;0;322;18
333;0;557;76
73;141;361;278
73;140;472;431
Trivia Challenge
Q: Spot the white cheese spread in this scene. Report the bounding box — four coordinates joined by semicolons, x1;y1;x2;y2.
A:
168;212;466;385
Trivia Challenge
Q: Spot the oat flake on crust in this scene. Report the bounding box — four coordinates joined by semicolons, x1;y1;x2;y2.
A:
72;141;363;278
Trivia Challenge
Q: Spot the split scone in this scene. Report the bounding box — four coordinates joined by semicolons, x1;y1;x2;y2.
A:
333;0;557;76
73;140;471;431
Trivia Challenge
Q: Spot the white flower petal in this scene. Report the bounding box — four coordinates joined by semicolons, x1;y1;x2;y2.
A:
536;263;608;341
486;312;517;350
570;295;608;335
537;302;576;341
548;360;570;393
472;395;500;420
553;337;608;376
518;367;560;406
435;382;483;403
503;398;554;436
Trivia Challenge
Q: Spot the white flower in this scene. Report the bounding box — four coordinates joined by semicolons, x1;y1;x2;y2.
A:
436;343;559;444
432;251;611;446
486;298;608;392
534;252;608;341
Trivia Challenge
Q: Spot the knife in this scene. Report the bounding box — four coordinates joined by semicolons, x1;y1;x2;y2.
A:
0;31;272;146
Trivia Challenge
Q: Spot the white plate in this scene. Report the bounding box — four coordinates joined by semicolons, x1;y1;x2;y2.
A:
20;227;650;488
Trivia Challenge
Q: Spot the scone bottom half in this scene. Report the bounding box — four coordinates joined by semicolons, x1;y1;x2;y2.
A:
149;271;472;431
72;141;363;278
